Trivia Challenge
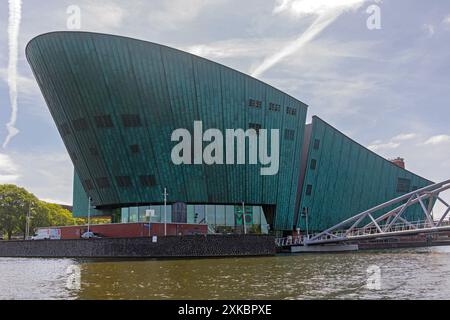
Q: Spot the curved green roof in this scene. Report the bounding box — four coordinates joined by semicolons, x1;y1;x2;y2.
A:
26;31;308;230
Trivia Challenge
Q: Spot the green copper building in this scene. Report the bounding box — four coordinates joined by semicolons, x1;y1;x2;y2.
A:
26;31;433;234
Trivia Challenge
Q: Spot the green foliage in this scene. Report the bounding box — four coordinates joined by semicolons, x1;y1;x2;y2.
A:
32;202;76;230
74;217;111;226
0;184;38;239
0;184;76;239
248;224;262;234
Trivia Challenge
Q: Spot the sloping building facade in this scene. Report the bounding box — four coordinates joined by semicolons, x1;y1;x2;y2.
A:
26;31;432;233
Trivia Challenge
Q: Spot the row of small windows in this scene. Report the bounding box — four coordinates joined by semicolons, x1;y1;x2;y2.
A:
248;99;263;108
304;172;417;197
248;123;296;141
62;104;297;137
72;123;298;161
72;144;141;162
306;184;313;196
396;178;412;193
84;175;157;190
73;118;89;131
116;176;132;188
59;114;143;135
130;144;140;154
94;115;114;128
249;99;297;116
310;159;317;170
313;139;321;150
249;123;262;134
268;103;281;112
61;123;71;136
284;129;295;141
122;114;142;128
72;124;299;161
286;107;297;116
89;146;99;157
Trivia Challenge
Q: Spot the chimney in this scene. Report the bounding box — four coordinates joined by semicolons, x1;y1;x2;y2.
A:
390;157;405;169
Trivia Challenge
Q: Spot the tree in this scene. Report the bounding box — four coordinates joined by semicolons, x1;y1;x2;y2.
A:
0;184;38;240
27;201;76;236
74;217;111;226
0;184;77;240
39;202;76;227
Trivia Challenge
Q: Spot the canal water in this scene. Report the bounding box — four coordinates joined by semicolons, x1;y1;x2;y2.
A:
1;247;450;300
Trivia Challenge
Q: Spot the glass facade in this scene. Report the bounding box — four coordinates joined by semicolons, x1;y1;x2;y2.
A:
120;204;269;234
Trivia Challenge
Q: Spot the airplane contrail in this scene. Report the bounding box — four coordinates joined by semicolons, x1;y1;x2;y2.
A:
251;0;367;78
3;0;23;149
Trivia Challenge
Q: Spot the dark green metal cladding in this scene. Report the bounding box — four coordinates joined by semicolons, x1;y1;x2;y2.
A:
297;116;434;232
26;32;308;230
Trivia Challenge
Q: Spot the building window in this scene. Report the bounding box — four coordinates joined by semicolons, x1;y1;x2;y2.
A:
94;115;114;128
72;118;89;131
84;179;94;190
397;178;411;193
71;152;78;161
130;144;140;154
61;123;71;136
140;175;156;187
116;176;132;188
313;139;321;150
121;114;142;128
287;107;297;116
306;184;313;196
310;159;317;170
89;146;99;157
249;123;262;134
285;129;295;141
96;177;110;189
268;103;281;112
248;99;262;109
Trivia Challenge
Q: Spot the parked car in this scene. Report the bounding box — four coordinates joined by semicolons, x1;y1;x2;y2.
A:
81;231;102;239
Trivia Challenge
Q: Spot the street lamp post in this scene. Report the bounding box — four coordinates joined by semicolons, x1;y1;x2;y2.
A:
25;201;32;240
242;202;247;235
87;197;92;234
302;207;309;240
163;188;168;236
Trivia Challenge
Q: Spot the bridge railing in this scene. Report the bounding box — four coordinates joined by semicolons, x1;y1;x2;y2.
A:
276;219;450;247
303;179;450;245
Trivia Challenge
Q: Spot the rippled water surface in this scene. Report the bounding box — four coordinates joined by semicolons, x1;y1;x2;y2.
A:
1;247;450;300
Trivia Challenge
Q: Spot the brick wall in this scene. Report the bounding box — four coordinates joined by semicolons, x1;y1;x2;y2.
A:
0;235;275;258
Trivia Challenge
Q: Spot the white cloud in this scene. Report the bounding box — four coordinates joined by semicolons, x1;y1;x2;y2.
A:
392;133;417;142
368;141;400;152
1;151;73;204
3;0;23;149
0;153;20;183
148;0;224;30
424;135;450;145
443;14;450;25
422;24;435;37
367;132;419;152
74;1;126;31
88;3;124;28
40;198;72;206
0;68;40;97
251;0;369;77
186;38;277;60
274;0;368;16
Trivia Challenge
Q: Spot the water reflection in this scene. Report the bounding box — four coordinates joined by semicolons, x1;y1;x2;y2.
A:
1;247;450;300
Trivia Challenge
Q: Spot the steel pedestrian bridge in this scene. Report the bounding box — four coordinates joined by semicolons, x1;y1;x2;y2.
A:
276;179;450;248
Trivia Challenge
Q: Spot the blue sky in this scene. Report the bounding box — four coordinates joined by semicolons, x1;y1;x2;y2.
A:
0;0;449;214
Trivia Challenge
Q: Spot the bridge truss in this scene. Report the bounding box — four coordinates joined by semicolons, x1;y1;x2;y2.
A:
301;179;450;246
